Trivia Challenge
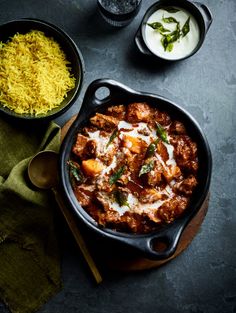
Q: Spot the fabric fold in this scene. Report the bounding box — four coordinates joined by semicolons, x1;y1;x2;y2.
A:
0;118;62;313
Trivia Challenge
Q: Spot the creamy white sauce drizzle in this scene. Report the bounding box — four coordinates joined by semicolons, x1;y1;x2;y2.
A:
87;130;109;155
118;121;133;130
163;185;174;197
87;120;178;216
87;130;100;141
101;155;117;175
136;199;165;213
109;193;164;216
118;121;153;144
155;152;167;169
110;201;130;216
145;7;200;60
164;142;176;166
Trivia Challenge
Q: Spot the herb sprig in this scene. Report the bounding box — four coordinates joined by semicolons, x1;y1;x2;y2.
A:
109;165;126;185
147;9;191;52
156;122;169;144
182;17;190;37
147;22;170;33
162;16;179;24
68;160;84;185
106;128;118;148
113;190;130;208
146;139;159;158
139;160;155;177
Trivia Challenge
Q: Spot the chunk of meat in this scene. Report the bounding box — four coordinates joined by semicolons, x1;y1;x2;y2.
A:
188;160;198;172
170;135;198;172
152;109;171;126
163;164;182;183
138;127;151;136
106;105;126;119
156;141;169;162
146;158;164;187
81;159;104;177
83;140;97;159
99;145;117;166
72;134;96;159
126;102;152;123
97;211;140;232
72;134;88;157
169;121;186;134
124;150;143;175
157;196;189;223
95;192;111;211
174;175;198;195
117;171;130;186
82;126;98;135
96;175;115;193
139;188;162;203
90;113;119;129
146;211;162;224
120;213;144;233
100;211;122;226
74;187;92;207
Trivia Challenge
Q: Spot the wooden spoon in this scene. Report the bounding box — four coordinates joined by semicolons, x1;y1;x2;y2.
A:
28;150;102;284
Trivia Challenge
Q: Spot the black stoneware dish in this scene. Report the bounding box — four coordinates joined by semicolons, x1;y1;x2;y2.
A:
0;18;84;120
59;79;212;260
135;0;212;61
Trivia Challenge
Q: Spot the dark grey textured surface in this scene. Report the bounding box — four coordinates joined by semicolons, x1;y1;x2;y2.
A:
0;0;235;313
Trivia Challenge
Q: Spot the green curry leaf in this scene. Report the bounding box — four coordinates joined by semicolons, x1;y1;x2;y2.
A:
139;160;155;177
156;122;169;144
68;160;84;185
106;128;118;148
161;34;172;51
113;190;130;208
109;165;126;185
182;16;191;37
169;22;181;42
147;22;170;33
162;16;179;24
146;139;159;158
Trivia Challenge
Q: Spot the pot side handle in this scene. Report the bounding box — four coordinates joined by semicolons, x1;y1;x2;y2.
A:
130;222;185;260
135;26;153;56
194;2;213;32
78;78;138;116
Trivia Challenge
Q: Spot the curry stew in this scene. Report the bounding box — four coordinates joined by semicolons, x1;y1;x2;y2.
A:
68;102;198;233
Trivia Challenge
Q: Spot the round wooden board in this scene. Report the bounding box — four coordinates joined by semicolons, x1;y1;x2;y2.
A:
61;115;209;271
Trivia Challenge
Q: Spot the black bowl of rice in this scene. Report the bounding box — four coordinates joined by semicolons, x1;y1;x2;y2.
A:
0;18;84;120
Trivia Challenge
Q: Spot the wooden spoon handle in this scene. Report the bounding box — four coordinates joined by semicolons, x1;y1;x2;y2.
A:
52;188;102;284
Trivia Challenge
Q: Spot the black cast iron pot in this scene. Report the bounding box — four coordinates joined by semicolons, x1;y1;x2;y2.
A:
59;79;212;260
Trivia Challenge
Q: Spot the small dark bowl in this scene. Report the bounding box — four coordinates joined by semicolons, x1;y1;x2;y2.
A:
59;78;212;260
0;18;84;120
135;0;212;61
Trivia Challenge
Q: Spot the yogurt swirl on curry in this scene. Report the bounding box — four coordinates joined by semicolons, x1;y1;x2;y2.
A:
68;102;199;233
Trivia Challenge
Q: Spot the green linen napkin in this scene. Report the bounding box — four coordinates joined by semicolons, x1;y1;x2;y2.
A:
0;117;62;313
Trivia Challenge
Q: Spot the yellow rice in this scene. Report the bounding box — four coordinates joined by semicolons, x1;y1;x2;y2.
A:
0;30;76;115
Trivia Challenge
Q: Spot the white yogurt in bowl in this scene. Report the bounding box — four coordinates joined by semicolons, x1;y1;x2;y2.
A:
144;7;200;60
